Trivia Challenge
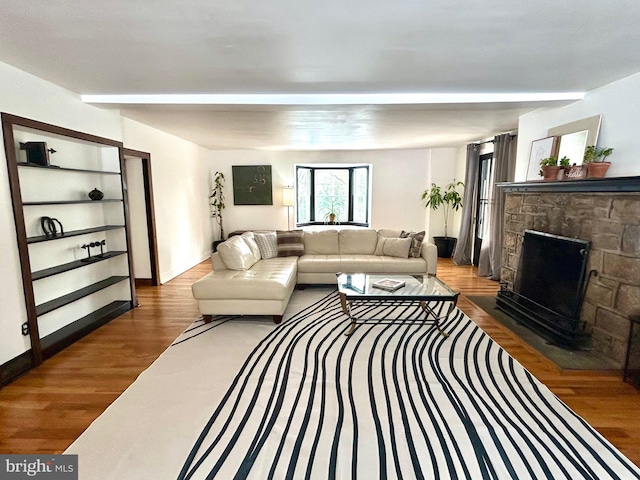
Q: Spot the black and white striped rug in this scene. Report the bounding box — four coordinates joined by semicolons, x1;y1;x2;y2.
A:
175;291;640;480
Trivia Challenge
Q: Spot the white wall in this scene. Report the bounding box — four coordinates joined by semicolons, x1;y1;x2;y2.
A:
207;148;460;237
516;72;640;180
121;118;214;283
124;157;152;279
0;61;123;366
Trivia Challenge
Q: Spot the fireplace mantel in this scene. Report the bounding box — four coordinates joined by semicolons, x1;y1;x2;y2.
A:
498;175;640;193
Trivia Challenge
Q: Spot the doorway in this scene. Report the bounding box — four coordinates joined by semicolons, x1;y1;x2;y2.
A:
473;152;493;266
122;148;161;286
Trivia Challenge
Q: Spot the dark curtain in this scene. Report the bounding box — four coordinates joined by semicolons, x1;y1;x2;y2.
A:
477;133;517;280
452;143;480;265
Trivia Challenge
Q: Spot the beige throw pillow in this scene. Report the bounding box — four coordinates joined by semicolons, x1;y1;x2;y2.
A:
217;236;259;270
382;237;412;258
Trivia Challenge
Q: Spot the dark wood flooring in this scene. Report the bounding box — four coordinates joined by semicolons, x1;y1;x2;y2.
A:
1;258;639;467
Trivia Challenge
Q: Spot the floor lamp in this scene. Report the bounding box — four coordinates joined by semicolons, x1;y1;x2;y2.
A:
282;186;294;230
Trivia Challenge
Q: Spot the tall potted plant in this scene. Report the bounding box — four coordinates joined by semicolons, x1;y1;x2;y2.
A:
210;171;226;251
422;181;464;258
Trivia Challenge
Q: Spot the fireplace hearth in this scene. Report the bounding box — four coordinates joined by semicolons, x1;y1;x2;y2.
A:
498;176;640;367
496;230;592;349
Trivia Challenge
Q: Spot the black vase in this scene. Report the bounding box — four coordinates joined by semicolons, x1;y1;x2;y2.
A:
88;188;104;201
433;236;457;258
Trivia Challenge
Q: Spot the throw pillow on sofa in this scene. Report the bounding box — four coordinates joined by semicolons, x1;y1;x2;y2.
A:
217;235;259;270
255;232;278;259
382;237;412;258
276;230;305;257
400;230;425;258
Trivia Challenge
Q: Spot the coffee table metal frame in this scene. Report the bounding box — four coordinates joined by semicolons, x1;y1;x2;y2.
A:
336;273;459;337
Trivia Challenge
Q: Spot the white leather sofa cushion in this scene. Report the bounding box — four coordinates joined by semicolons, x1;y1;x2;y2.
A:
303;229;339;254
241;231;262;262
217;236;258;270
297;254;427;274
377;228;402;238
192;257;297;300
340;229;377;254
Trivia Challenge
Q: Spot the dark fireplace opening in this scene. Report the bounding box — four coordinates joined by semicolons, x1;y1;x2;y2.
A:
497;230;592;349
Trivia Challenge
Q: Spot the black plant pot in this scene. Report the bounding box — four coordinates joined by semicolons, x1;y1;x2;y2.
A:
212;240;225;252
433;236;457;258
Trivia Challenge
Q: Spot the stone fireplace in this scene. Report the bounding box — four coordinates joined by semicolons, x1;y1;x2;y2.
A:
499;177;640;367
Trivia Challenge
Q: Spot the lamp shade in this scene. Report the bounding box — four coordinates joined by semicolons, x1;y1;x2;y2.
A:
282;186;294;206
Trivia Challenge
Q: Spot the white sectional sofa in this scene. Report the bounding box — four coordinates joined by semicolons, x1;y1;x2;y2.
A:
191;228;437;324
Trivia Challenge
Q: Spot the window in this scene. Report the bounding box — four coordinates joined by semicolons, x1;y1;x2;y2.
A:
296;165;370;226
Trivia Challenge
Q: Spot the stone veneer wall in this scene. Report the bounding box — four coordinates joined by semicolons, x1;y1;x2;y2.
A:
501;192;640;367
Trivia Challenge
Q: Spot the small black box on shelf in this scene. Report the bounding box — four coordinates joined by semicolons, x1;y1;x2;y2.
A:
19;142;50;166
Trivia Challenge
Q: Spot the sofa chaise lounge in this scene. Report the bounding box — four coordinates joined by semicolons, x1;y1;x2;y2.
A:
191;228;437;324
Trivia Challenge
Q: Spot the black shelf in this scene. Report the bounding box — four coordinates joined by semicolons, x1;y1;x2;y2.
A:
17;162;120;175
23;199;122;206
40;300;132;358
36;275;129;316
32;251;127;280
27;225;124;244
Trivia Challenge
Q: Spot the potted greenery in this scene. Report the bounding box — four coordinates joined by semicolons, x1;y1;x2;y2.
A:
322;201;340;224
583;145;614;178
422;181;464;258
209;171;226;251
539;156;562;180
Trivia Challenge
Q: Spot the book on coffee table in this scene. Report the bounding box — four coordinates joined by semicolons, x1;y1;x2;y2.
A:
371;278;406;292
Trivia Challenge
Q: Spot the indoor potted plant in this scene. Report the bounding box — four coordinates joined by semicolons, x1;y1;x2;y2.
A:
583;145;614;178
210;171;226;251
322;201;340;224
539;156;563;180
422;180;464;258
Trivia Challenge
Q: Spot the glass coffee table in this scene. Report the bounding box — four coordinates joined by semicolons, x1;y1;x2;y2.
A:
336;273;459;337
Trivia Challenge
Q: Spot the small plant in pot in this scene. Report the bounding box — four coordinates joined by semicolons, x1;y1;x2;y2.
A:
583;145;614;178
422;181;464;258
322;201;341;224
539;156;562;180
209;171;226;251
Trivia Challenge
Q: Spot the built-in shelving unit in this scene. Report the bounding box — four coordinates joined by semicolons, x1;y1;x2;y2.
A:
1;113;136;382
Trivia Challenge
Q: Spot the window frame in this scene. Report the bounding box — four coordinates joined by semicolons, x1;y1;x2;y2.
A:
295;164;370;227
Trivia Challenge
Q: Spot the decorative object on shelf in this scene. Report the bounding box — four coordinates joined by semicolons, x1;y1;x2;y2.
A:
526;136;559;180
40;216;64;238
583;145;614;178
209;171;226;250
88;188;104;201
422;181;464;258
232;165;273;205
81;240;107;262
539;156;562;180
81;243;93;262
563;164;587;180
19;142;56;167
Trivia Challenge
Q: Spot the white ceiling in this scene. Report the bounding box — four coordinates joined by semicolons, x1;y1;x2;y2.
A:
1;1;640;150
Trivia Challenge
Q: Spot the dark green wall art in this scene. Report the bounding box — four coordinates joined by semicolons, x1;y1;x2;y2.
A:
232;165;273;205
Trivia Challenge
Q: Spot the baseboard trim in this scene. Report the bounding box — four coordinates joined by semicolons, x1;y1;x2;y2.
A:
135;278;154;287
0;350;34;387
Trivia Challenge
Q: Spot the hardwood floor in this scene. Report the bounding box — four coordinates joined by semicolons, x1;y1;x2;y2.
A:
1;258;639;467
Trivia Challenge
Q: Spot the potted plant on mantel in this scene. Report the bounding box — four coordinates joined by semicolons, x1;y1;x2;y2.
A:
210;171;226;251
539;156;570;180
422;181;464;258
583;145;614;178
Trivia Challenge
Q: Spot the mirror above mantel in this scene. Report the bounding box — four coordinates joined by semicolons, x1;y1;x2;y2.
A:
548;114;602;166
